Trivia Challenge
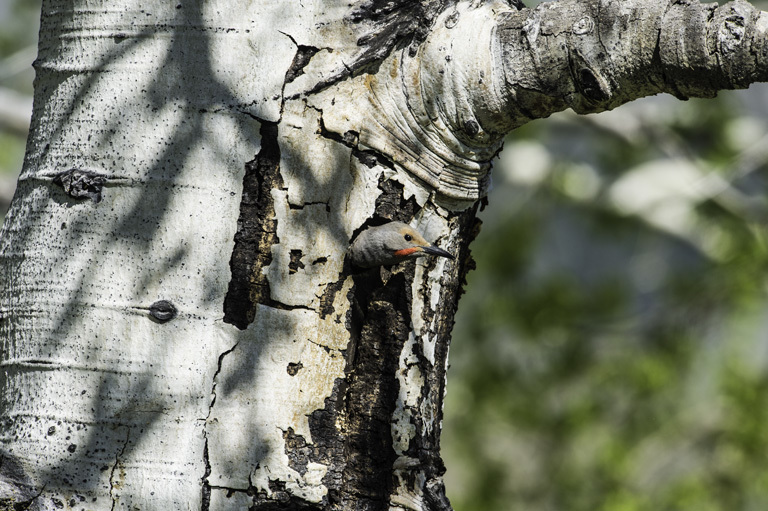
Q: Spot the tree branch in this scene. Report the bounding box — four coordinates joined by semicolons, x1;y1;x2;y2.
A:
500;0;768;120
321;0;768;202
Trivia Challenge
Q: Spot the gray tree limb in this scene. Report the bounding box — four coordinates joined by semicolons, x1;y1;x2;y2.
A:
318;0;768;201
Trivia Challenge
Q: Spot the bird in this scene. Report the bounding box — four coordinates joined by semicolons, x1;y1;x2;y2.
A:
348;221;455;268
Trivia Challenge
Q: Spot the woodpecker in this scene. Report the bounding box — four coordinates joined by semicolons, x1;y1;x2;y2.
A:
348;221;454;268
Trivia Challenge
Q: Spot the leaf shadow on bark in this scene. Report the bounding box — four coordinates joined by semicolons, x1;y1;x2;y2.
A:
0;2;283;507
2;0;482;509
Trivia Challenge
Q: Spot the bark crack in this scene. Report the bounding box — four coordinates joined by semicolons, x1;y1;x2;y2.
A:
314;106;397;172
288;200;331;211
305;337;342;354
201;440;211;511
266;301;316;312
201;340;240;511
108;429;130;511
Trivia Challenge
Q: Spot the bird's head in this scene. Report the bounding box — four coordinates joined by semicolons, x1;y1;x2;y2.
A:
349;221;454;268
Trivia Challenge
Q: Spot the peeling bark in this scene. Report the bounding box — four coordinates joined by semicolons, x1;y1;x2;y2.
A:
224;121;283;329
2;0;768;509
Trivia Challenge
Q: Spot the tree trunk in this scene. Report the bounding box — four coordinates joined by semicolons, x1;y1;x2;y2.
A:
1;0;767;510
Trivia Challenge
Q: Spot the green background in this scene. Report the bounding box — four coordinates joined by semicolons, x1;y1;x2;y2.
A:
2;1;768;510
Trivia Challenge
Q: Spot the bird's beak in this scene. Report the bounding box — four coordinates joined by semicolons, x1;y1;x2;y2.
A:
422;244;454;260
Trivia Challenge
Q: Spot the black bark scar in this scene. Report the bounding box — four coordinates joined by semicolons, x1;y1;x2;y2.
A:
223;121;283;329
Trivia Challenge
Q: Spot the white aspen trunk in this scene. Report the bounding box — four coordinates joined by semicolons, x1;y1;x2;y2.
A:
2;0;768;510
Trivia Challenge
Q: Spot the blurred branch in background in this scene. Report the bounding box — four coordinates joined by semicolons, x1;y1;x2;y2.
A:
0;0;39;217
0;84;32;136
446;88;768;511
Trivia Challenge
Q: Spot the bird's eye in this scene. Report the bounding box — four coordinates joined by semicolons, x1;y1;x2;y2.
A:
404;234;412;242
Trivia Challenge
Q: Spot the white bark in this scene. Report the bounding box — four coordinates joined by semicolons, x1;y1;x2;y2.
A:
2;0;768;510
0;0;464;509
1;0;263;507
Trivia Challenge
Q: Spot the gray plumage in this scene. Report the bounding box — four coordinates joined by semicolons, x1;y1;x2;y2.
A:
348;221;454;268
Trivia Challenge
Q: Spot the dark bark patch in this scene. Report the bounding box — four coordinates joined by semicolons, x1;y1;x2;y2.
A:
286;362;303;376
339;269;411;510
289;250;305;274
52;168;107;203
318;274;347;320
201;440;211;511
223;121;283;329
424;478;452;511
347;0;523;67
308;379;347;496
285;45;321;84
371;178;419;225
280;379;346;507
283;428;311;475
345;0;508;75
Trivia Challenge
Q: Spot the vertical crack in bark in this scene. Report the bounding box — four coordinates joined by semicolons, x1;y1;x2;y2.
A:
109;429;130;511
200;440;211;511
223;121;283;329
201;340;240;510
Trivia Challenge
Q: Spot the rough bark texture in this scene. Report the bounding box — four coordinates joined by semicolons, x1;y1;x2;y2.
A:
2;0;768;510
223;121;284;328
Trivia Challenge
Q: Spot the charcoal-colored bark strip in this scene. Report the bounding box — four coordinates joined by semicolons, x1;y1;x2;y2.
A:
223;121;283;329
289;249;305;274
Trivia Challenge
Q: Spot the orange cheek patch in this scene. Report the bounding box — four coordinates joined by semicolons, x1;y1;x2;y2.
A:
393;247;420;257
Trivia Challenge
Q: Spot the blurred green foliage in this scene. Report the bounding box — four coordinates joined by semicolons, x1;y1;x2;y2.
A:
0;0;41;215
446;90;768;510
0;0;39;97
